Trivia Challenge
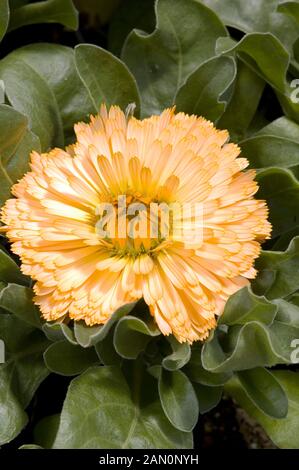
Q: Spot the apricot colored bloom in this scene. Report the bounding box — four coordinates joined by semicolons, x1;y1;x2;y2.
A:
1;106;271;343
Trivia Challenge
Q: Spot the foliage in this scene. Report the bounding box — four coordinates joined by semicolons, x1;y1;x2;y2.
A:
0;0;299;449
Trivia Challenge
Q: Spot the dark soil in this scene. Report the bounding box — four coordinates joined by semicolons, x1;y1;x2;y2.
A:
196;397;276;449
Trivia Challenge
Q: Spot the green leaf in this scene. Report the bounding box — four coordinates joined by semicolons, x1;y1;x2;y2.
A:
293;36;299;62
75;44;140;116
0;249;28;285
0;127;40;205
186;345;232;386
268;321;299;362
237;367;288;419
277;91;299;127
42;322;77;344
218;286;277;326
0;314;50;405
202;0;299;51
162;336;191;371
2;131;41;187
108;0;155;57
220;32;289;94
0;283;41;327
19;444;43;449
225;371;299;448
95;327;122;366
253;116;299;161
278;2;299;26
256;116;299;140
0;104;27;160
288;292;299;306
8;0;78;32
0;368;28;445
0;104;40;205
218;60;265;141
201;322;287;373
122;0;227;116
0;54;64;150
185;351;232;386
253;236;299;299
53;365;193;448
7;44;95;144
42;323;66;342
274;298;299;328
175;56;236;122
192;382;222;414
257;168;299;238
34;414;60;449
74;302;136;348
147;364;162;380
240;134;299;169
158;369;199;432
0;0;9;41
114;315;160;359
44;341;98;376
0;313;50;444
202;302;299;373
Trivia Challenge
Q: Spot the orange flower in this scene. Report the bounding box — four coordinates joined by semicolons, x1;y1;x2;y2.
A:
0;106;271;343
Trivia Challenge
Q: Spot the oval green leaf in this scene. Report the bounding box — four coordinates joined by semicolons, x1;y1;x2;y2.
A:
75;44;140;116
158;369;199;432
237;367;288;419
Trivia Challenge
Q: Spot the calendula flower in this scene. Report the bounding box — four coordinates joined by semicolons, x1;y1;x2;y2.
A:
0;106;271;343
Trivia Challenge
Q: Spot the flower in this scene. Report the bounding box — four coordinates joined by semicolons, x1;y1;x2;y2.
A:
0;105;271;343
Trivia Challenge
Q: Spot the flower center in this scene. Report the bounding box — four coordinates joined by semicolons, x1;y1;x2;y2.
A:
94;193;175;257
